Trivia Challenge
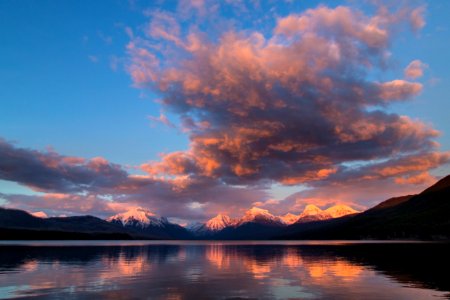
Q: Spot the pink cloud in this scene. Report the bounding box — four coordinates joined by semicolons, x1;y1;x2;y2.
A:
410;6;426;31
148;113;176;128
377;80;422;101
404;60;428;79
128;3;445;191
0;3;446;221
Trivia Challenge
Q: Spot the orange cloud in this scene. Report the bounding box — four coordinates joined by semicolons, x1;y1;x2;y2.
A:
377;80;422;101
404;60;428;79
126;3;445;196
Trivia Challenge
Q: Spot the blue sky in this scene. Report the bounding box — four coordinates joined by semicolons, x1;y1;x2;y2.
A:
0;0;449;219
0;1;180;166
2;1;448;164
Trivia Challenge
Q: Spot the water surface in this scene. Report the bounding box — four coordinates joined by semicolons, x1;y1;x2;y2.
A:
0;241;448;299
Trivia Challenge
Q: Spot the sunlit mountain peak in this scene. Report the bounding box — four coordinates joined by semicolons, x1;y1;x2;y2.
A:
295;204;360;224
300;204;323;216
296;204;330;224
244;207;274;218
279;213;300;225
239;207;282;225
107;207;168;228
205;214;235;231
325;205;359;218
30;211;48;219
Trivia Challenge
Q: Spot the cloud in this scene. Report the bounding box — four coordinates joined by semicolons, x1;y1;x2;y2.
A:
128;3;446;190
0;139;267;220
1;3;448;221
0;138;128;194
409;6;426;31
1;193;133;218
274;5;390;48
148;113;176;128
404;59;428;79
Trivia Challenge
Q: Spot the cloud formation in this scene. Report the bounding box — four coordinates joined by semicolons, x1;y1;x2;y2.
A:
1;2;448;221
0;138;267;219
129;3;447;189
404;59;428;79
0;139;129;193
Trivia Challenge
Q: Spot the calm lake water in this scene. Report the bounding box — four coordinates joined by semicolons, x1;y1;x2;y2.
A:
0;241;449;299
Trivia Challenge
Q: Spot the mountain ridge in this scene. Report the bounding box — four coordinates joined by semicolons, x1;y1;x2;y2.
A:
106;207;191;239
279;175;450;240
1;175;448;240
188;204;359;238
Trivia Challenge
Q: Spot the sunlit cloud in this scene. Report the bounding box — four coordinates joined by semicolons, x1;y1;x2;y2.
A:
404;59;428;79
0;2;448;220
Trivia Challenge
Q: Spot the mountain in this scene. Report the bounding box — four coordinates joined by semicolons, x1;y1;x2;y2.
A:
30;211;48;218
3;175;448;241
190;214;236;236
188;205;359;239
324;204;359;218
237;207;284;226
293;204;359;224
107;207;168;228
209;207;285;240
0;208;133;240
280;175;450;240
186;222;204;232
188;207;285;239
279;213;299;225
205;213;235;231
107;207;192;239
0;207;191;240
296;204;331;223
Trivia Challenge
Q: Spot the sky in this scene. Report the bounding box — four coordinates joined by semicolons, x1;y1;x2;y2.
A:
0;0;449;223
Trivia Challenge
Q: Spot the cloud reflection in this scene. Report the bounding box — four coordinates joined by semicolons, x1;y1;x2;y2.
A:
0;243;449;299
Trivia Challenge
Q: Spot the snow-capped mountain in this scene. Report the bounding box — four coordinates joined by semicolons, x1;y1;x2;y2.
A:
205;214;235;231
30;211;48;218
186;222;204;232
324;204;359;218
189;208;284;236
189;214;236;236
107;207;168;228
295;204;359;224
296;204;332;223
187;204;360;237
279;213;299;225
237;207;284;226
106;207;192;239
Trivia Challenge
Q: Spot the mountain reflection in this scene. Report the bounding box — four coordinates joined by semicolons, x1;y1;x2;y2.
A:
0;242;449;299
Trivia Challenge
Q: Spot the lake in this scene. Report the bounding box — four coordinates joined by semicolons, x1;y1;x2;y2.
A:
0;241;449;299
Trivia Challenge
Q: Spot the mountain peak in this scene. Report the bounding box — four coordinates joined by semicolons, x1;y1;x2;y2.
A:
107;207;167;228
239;207;282;225
325;205;359;218
247;206;269;214
279;213;299;225
205;213;234;231
186;221;204;231
30;211;48;218
421;175;450;194
244;207;274;219
301;204;323;216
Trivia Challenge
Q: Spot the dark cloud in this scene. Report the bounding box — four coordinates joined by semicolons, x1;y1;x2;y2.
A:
0;139;267;220
0;139;129;193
